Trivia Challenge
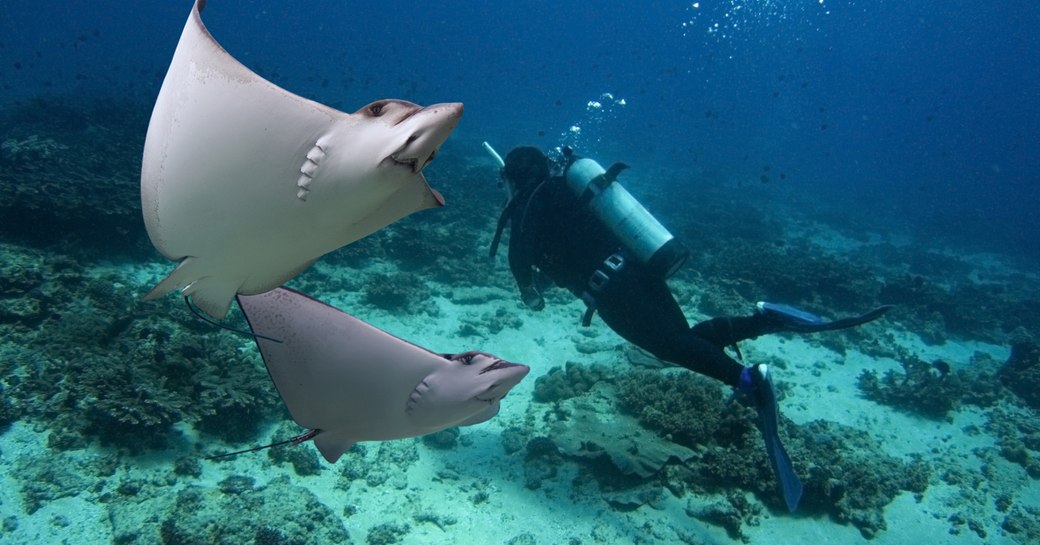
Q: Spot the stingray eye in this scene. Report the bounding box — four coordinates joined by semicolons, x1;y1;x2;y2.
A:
452;352;478;365
368;102;386;117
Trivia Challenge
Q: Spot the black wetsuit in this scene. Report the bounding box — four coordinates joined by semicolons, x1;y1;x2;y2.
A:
503;173;772;387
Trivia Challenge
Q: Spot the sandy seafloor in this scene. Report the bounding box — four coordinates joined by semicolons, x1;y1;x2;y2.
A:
1;150;1039;545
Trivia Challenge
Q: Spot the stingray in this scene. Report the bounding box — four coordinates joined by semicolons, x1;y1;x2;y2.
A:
141;0;462;318
236;287;530;463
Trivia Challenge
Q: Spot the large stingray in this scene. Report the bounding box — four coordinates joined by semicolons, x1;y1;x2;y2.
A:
141;0;462;318
237;287;530;463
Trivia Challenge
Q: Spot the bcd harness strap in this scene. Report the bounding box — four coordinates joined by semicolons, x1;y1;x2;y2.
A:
580;252;626;326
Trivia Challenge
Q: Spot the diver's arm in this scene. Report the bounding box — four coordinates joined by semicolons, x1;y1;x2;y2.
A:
507;228;544;310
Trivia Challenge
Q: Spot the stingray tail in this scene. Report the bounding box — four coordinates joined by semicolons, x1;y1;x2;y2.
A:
205;429;320;461
143;257;240;319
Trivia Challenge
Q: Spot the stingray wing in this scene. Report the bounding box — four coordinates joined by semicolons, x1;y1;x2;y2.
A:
142;0;341;261
141;0;448;318
237;287;446;441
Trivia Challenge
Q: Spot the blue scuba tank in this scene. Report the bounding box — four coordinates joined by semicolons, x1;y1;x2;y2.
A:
565;158;689;278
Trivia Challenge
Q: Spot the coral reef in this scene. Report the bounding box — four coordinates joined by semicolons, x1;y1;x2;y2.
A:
2;244;276;452
696;240;882;316
686;493;762;541
172;456;202;478
951;455;1031;540
503;533;538;545
412;511;457;530
422;426;460;450
361;271;432;313
18;453;95;514
615;369;726;447
108;475;350;545
549;404;697;482
858;351;1003;418
688;415;930;539
601;484;666;511
877;271;1040;345
532;361;610;403
381;223;444;271
500;425;528;456
337;440;418;491
986;406;1040;478
268;422;324;477
790;421;931;538
381;220;498;286
1002;505;1040;545
596;368;930;538
0;97;151;256
999;340;1040;410
0;384;17;434
522;436;563;490
456;306;523;338
365;522;410;545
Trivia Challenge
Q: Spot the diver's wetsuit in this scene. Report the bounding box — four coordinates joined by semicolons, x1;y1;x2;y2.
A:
503;171;771;387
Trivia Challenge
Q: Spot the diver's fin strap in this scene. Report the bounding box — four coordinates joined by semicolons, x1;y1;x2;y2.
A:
577;162;630;206
578;252;627;326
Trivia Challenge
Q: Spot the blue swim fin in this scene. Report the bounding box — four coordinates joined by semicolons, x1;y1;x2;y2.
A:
757;302;894;334
751;364;803;512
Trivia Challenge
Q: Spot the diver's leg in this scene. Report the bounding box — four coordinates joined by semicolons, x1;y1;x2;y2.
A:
690;302;895;348
690;315;768;347
594;270;803;509
593;268;745;386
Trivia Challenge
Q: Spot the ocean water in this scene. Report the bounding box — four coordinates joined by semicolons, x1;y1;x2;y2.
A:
1;1;1039;544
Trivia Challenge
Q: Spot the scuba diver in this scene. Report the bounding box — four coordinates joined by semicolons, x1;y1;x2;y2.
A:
486;144;892;512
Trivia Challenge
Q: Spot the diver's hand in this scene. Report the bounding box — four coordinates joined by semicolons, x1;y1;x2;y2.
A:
520;286;545;311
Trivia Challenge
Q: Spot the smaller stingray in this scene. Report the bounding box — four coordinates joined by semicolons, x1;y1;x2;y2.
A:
141;0;462;318
237;287;530;462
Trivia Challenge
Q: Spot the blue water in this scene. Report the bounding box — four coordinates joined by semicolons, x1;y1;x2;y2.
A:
3;0;1038;261
4;0;1035;262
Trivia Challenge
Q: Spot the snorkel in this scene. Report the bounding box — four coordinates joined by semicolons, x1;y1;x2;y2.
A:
484;141;518;259
482;141;510;194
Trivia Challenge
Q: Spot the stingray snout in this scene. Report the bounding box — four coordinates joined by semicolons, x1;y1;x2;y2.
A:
484;360;530;393
393;102;463;126
479;358;525;374
417;102;464;120
389;102;463;172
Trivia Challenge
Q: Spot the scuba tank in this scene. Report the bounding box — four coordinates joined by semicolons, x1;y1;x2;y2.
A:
565;157;688;278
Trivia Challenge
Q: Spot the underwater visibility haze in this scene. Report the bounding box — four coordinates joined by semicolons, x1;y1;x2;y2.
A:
1;1;1039;544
